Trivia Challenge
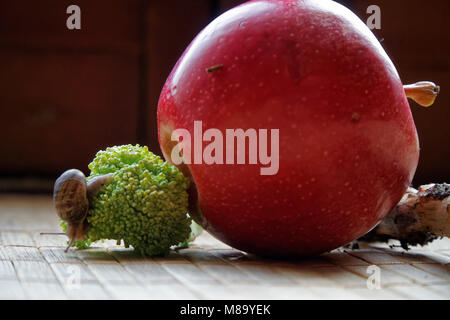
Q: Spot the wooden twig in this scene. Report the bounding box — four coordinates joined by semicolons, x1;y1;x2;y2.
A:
359;183;450;249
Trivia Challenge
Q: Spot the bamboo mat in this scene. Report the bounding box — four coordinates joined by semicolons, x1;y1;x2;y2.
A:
0;194;448;300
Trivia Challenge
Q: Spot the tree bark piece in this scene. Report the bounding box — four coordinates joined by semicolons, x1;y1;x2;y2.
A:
360;183;450;249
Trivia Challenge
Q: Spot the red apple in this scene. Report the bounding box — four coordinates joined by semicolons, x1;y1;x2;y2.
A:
157;0;423;257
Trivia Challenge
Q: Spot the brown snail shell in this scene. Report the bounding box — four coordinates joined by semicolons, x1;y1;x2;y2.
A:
52;169;113;252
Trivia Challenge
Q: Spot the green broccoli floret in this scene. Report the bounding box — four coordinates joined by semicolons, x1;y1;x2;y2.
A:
66;144;194;256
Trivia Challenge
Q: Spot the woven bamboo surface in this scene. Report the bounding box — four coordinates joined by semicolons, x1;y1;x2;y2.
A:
0;194;449;299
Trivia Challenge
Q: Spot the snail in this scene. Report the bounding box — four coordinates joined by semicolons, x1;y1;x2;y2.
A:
41;169;114;252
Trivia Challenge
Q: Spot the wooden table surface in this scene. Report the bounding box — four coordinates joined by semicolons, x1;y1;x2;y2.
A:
0;194;449;300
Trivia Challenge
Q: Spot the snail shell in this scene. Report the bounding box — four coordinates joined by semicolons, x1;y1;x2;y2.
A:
53;169;114;251
53;169;90;251
54;169;89;225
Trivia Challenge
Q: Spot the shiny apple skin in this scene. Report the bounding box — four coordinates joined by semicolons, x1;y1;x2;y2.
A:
157;0;419;257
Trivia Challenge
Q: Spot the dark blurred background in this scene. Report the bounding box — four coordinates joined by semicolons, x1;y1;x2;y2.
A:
0;0;448;192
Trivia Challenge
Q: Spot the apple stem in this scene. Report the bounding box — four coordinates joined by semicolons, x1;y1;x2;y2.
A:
403;81;440;107
359;183;450;249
